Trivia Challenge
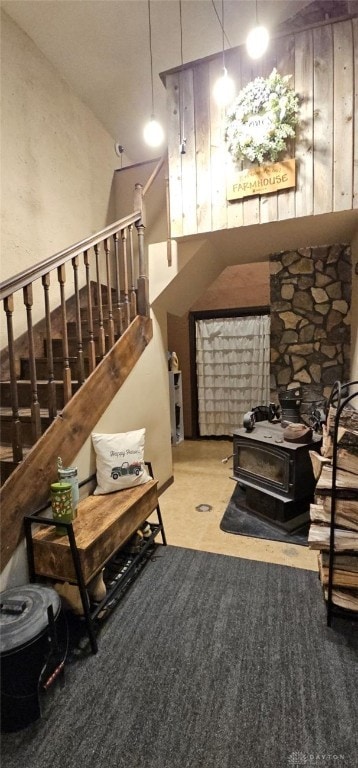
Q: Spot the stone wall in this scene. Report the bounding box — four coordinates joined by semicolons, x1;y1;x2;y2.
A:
269;244;351;422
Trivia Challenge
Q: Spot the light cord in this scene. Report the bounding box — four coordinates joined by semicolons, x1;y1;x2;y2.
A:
211;0;231;49
222;0;225;69
147;0;154;117
179;0;184;67
179;0;185;149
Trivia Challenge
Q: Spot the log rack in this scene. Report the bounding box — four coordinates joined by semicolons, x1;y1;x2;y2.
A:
325;380;358;627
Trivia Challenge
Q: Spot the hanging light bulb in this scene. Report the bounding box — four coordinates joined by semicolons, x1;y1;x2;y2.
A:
246;0;269;60
213;66;235;108
144;0;164;148
143;117;164;147
213;0;235;108
246;25;269;59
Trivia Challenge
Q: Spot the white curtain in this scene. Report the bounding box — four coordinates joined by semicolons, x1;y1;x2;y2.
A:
196;314;270;436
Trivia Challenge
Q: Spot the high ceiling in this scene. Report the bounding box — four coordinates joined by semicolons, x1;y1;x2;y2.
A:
1;0;313;164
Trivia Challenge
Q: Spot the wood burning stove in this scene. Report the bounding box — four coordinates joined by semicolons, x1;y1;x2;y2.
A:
232;421;322;531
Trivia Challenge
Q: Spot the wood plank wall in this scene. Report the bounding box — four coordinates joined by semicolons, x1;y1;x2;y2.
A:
165;17;358;239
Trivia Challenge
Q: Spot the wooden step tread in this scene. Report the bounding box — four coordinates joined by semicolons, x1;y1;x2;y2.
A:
19;356;80;363
19;356;102;364
0;407;52;419
0;379;80;386
0;445;31;462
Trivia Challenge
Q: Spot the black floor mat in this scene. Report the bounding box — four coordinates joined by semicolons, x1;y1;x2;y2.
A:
220;485;309;546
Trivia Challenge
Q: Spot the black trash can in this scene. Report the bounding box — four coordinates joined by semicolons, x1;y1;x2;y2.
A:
0;584;67;732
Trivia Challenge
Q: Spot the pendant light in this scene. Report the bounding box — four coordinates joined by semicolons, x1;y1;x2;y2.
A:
143;0;164;147
246;0;269;60
179;0;186;154
213;0;235;107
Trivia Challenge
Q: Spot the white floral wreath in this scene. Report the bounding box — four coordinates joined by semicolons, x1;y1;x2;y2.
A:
225;69;300;165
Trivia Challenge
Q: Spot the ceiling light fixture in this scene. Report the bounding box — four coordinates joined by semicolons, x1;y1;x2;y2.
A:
114;143;125;167
143;0;164;148
213;0;235;107
246;0;269;60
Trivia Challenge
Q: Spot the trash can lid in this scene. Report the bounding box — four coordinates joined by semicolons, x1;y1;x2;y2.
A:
0;585;60;655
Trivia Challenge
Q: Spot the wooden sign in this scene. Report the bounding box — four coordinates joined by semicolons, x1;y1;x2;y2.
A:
227;159;296;201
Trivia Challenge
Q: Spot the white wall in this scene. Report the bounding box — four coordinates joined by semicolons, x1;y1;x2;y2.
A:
0;11;118;342
72;306;173;489
1;10;119;272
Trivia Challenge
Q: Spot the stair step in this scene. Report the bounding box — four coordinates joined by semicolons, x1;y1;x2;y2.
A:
20;356;100;379
81;304;124;322
0;446;32;485
45;333;115;357
67;320;119;345
0;408;52;447
44;337;79;357
0;380;80;409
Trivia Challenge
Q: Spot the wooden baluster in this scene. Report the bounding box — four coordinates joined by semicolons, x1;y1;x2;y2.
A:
113;232;123;337
135;221;149;317
3;295;23;463
94;243;106;358
42;273;57;420
72;255;85;384
134;182;148;316
121;228;131;329
104;238;115;347
134;182;145;224
23;284;42;443
128;224;137;318
84;250;96;373
57;264;72;405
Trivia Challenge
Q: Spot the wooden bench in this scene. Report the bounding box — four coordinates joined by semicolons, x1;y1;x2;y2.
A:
24;475;166;654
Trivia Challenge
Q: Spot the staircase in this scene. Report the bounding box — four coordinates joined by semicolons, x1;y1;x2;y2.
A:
0;287;124;483
0;193;153;571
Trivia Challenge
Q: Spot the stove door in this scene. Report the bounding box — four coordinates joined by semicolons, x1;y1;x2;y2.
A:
234;441;290;494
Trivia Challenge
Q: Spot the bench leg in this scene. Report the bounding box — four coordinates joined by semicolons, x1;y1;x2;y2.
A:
77;579;98;655
156;502;167;546
67;527;98;654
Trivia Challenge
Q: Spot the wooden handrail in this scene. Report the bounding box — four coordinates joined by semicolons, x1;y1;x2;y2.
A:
0;210;142;301
142;156;165;197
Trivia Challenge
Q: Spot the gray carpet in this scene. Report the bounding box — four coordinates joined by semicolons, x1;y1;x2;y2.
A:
1;546;357;768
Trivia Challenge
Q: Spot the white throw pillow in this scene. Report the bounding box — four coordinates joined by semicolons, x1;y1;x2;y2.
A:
91;429;151;495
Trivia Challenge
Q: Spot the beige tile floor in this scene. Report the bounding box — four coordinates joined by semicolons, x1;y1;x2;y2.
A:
156;439;318;572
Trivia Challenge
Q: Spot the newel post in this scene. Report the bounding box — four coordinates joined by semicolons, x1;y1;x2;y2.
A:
134;182;149;317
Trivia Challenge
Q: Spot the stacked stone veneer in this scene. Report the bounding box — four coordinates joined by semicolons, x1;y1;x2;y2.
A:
269;244;351;423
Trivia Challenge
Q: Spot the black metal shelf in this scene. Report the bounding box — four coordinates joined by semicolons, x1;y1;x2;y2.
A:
90;524;161;622
325;379;358;627
24;466;167;654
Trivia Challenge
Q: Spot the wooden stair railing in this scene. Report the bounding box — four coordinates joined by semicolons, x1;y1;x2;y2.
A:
0;197;149;481
0;315;153;571
0;159;169;569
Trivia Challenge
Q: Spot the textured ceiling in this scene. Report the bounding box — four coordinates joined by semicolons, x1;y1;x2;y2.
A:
2;0;314;164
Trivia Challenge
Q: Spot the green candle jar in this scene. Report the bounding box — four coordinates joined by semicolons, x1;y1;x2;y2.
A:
50;482;74;536
57;457;79;518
